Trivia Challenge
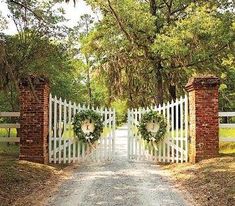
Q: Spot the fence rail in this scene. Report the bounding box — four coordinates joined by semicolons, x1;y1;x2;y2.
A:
219;112;235;142
0;112;20;143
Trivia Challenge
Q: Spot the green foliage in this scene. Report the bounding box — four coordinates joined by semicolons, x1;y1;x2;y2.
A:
73;110;103;143
111;99;128;125
81;0;235;106
219;68;235;110
0;143;19;157
91;73;109;106
1;0;235;111
0;11;7;30
138;110;167;143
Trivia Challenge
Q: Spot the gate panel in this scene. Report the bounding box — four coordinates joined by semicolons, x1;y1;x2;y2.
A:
128;95;188;163
49;94;115;164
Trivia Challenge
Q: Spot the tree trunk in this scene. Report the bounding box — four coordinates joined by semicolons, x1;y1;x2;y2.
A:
87;66;92;106
169;84;176;101
155;65;163;105
168;84;180;129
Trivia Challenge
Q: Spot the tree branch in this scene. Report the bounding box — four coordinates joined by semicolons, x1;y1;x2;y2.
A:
107;0;133;43
9;0;47;23
150;0;157;16
171;45;228;69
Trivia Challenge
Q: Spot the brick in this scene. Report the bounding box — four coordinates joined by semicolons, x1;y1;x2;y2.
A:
19;75;50;164
185;76;220;163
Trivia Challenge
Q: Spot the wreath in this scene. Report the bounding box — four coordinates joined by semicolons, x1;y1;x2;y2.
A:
73;110;104;144
138;110;167;143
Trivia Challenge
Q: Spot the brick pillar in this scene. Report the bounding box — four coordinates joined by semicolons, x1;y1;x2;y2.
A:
19;76;50;164
185;76;220;163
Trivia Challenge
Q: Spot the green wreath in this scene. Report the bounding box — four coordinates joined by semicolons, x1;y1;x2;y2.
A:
138;110;167;143
73;110;104;144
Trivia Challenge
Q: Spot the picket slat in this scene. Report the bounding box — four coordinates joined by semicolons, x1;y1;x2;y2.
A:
176;99;179;163
53;96;57;163
162;103;165;162
180;96;183;163
127;109;130;160
112;109;116;160
171;100;175;163
58;98;62;164
73;102;76;163
63;99;67;163
49;94;52;162
68;101;72;163
104;108;108;161
185;95;188;162
166;101;170;162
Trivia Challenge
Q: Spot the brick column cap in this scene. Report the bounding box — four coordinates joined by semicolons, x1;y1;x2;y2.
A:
185;76;220;92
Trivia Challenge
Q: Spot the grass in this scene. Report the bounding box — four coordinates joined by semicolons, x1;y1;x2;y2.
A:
0;143;19;157
220;128;235;138
220;142;235;154
219;128;235;154
161;155;235;206
0;128;17;137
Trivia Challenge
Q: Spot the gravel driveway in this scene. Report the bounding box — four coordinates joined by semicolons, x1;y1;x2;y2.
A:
47;126;191;206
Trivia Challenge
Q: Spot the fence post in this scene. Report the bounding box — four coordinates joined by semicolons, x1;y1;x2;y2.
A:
19;76;50;164
185;76;220;163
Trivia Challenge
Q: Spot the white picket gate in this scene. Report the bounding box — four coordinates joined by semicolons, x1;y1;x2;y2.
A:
49;94;115;164
128;95;189;163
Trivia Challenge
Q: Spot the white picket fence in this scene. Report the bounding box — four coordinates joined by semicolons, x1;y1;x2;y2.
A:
219;112;235;142
49;94;116;164
128;95;189;163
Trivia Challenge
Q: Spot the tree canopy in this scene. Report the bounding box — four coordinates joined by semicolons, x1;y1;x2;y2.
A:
0;0;234;112
80;0;235;107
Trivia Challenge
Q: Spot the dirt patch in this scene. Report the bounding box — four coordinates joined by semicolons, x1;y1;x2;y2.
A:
161;155;235;206
0;156;71;206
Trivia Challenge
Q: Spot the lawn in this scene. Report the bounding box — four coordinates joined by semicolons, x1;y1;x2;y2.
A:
219;128;235;154
0;128;17;137
161;155;235;206
220;128;235;138
0;143;19;157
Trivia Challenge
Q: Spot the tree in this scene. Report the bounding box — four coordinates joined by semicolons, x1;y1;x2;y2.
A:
0;11;7;31
79;14;95;106
0;0;79;110
79;0;234;107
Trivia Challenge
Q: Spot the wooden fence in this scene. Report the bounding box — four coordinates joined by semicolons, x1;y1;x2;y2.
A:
128;95;189;163
0;112;20;143
49;94;116;164
219;112;235;142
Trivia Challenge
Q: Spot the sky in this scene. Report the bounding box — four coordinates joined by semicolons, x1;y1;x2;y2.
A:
0;0;95;34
